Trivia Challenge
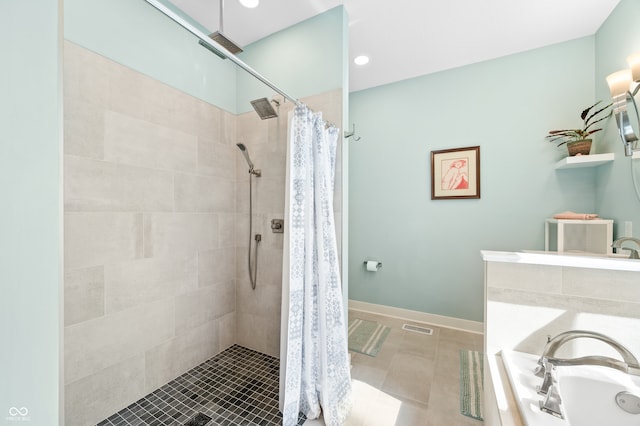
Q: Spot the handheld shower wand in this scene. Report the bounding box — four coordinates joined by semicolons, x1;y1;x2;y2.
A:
236;143;261;290
236;143;261;176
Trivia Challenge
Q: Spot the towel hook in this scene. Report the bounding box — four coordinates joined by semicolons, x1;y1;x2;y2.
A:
344;123;361;141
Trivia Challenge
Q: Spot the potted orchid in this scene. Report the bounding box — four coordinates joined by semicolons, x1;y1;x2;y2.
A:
546;101;612;156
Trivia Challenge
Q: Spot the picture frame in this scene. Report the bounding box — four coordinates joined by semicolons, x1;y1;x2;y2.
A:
430;146;480;200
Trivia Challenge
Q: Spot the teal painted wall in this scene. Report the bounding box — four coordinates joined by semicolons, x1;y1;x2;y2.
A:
0;1;62;424
595;0;640;234
237;6;346;113
65;0;238;112
349;38;597;322
65;2;347;115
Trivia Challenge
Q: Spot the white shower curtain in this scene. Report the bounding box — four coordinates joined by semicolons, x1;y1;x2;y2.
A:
280;104;351;426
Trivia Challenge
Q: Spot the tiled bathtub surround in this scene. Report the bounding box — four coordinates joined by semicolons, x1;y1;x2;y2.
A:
484;253;640;424
485;260;640;357
64;41;237;426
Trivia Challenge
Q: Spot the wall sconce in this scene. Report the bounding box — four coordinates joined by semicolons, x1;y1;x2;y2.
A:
606;54;640;156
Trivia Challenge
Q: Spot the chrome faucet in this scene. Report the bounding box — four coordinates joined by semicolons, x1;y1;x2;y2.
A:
536;330;640;381
534;330;640;418
612;237;640;259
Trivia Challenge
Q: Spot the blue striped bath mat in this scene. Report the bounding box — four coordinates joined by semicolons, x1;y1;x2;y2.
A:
460;350;484;421
348;318;391;357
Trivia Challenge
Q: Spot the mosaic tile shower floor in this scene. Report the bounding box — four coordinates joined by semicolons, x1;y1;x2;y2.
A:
96;345;305;426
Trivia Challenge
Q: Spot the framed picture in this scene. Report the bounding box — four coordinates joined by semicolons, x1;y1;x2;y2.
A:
430;146;480;200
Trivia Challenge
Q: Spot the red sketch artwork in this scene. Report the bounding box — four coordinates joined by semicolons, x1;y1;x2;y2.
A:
441;158;469;190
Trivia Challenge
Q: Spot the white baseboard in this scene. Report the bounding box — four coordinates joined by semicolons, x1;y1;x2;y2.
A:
348;299;484;334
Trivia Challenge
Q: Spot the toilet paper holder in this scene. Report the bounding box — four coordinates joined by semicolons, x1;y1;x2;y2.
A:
364;261;382;271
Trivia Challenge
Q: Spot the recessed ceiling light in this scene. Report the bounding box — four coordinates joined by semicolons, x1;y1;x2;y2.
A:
354;55;370;66
239;0;259;8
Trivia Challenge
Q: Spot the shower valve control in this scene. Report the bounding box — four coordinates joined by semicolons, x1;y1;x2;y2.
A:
271;219;284;233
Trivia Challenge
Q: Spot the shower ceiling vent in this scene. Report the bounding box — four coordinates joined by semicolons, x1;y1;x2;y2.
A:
402;324;433;335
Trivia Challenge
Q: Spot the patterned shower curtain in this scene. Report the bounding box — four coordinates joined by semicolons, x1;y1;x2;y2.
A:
280;104;352;426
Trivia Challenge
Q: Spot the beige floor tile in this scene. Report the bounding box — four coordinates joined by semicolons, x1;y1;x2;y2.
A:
351;363;388;388
381;353;434;404
399;328;439;359
348;310;484;425
365;396;429;426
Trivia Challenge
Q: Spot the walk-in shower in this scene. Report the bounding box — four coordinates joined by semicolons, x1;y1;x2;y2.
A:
237;143;261;290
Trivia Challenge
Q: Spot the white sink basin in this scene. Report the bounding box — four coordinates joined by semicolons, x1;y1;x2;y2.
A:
502;350;640;425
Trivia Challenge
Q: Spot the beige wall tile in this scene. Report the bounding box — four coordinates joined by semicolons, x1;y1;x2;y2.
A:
63;42;246;424
255;176;286;215
64;97;104;159
199;248;236;287
236;113;269;151
262;315;280;358
104;111;197;173
235;245;251;286
175;281;235;335
235;214;251;249
488;267;640;357
63;41;109;107
148;81;200;135
196;99;222;143
144;319;220;393
65;156;174;212
64;212;143;269
219;311;237;351
221;110;237;145
257;246;285;288
259;214;284;251
174;173;235;213
486;261;562;293
65;355;145;426
64;298;174;384
236;181;250;214
106;63;148;121
198;138;235;178
64;266;105;326
218;213;236;248
105;256;197;314
236;312;266;353
249;141;287;180
143;213;218;258
563;267;640;303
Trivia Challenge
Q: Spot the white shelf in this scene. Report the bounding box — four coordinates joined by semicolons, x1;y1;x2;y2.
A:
554;152;615;169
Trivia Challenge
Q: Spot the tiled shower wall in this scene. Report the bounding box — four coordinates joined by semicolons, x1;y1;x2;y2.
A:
234;91;343;357
63;41;237;426
63;40;344;425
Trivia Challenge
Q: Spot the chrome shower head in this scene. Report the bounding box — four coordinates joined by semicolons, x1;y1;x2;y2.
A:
209;31;243;55
250;97;279;120
207;0;243;56
236;143;261;176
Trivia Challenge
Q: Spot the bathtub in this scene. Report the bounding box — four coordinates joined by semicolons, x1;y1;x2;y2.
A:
502;350;640;425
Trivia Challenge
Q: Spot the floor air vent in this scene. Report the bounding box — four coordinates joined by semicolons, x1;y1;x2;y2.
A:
184;413;212;426
402;324;433;335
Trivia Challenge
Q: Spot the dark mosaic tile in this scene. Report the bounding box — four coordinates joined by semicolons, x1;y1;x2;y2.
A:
95;345;306;426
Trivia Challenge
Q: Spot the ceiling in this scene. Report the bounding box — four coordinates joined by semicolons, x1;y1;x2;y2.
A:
169;0;621;92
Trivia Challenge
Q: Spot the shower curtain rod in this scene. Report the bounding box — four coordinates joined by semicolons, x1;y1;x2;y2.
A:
143;0;300;106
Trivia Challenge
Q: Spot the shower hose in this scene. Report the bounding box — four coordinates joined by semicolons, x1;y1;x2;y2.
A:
248;174;260;290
